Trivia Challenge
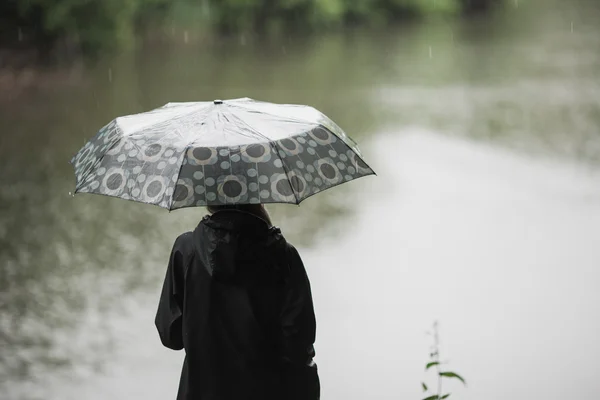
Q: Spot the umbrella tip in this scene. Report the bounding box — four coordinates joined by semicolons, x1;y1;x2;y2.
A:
213;99;223;105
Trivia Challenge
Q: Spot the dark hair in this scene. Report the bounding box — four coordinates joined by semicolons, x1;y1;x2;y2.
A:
207;204;272;226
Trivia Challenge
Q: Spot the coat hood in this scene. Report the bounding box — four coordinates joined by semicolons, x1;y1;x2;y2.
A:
193;210;289;282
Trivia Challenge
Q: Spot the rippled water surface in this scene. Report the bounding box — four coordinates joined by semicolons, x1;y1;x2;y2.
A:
2;1;600;399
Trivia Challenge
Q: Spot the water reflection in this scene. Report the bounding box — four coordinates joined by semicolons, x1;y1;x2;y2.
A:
375;1;600;163
0;32;379;396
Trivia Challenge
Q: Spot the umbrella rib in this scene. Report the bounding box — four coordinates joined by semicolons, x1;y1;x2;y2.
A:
231;103;360;153
228;102;317;126
225;111;272;143
122;104;211;139
77;124;125;190
168;145;189;211
227;111;300;204
274;143;300;204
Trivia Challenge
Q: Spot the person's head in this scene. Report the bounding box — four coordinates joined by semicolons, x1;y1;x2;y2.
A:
207;204;272;226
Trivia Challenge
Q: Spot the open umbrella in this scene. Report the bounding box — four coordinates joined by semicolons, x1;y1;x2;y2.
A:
71;98;375;209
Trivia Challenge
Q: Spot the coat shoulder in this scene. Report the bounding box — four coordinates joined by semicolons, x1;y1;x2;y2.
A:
283;240;300;255
282;241;304;269
173;231;195;256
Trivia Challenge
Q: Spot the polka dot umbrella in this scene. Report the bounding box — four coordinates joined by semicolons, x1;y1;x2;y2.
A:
70;98;375;210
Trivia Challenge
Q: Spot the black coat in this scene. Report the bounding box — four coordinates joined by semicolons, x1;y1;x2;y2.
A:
155;210;320;400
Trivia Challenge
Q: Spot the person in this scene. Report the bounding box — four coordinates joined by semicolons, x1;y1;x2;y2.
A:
155;204;320;400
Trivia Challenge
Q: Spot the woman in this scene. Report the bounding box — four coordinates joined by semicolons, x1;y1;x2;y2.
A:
155;204;320;400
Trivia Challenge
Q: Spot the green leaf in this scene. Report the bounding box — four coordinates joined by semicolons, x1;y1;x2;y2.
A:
439;372;467;386
440;394;451;399
425;361;440;370
422;396;439;400
422;382;428;392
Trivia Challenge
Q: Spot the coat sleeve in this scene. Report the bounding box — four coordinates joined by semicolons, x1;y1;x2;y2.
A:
155;234;189;351
280;244;320;399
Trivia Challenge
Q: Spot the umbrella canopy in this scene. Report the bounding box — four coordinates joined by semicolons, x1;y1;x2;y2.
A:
71;98;375;210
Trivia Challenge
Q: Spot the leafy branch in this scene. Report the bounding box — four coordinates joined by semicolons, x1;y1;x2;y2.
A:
420;321;466;400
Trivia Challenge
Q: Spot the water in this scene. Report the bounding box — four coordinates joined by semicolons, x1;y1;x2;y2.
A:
1;1;600;399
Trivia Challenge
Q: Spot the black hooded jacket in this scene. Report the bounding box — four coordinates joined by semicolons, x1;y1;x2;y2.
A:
155;210;320;400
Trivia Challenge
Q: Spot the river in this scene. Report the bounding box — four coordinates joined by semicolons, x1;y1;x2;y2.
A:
1;0;599;399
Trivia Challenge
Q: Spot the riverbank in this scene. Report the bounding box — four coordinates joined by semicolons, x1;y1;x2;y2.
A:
1;0;503;58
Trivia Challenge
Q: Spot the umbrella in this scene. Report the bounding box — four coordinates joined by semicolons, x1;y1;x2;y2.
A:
71;98;375;210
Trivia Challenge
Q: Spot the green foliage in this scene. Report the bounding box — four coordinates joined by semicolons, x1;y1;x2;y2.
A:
439;372;467;386
3;0;502;55
5;0;170;54
425;361;440;370
421;321;466;400
421;394;452;400
422;395;452;400
458;0;503;13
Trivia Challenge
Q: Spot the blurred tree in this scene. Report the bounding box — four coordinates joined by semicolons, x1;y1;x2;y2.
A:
459;0;503;13
2;0;171;56
0;0;503;58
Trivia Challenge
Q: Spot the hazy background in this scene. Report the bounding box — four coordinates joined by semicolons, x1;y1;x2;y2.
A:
1;0;600;399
